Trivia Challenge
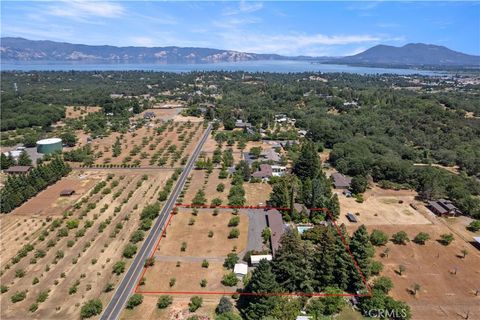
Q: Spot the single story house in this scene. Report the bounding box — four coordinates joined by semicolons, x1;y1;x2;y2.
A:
331;172;352;189
252;164;273;179
266;209;285;256
234;263;248;279
235;120;252;129
60;189;75;197
4;166;32;175
428;199;462;216
250;254;273;266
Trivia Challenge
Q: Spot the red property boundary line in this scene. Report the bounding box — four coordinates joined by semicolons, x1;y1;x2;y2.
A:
134;204;373;297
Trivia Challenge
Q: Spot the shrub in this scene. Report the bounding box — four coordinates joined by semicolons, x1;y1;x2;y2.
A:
11;290;27;303
208;230;214;238
202;260;209;268
169;278;176;287
145;257;155;267
15;269;25;278
216;183;225;192
467;220;480;232
126;294;143;309
1;285;8;293
216;296;233;314
104;283;114;292
29;303;38;312
200;279;207;287
112;261;126;275
36;290;49;303
228;228;240;239
370;230;388;246
413;232;430;245
370;260;384;275
130;230;145;243
181;242;187;252
211;198;223;206
123;244;138;258
391;231;409;245
188;218;196;226
66;219;79;229
439;233;454;246
157;295;173;309
189;296;203;312
372;276;394;294
221;272;238;286
228;216;240;227
80;299;102;319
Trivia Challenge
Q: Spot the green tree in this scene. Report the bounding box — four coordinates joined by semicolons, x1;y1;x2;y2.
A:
216;296;233;314
17;150;32;166
240;259;281;320
413;232;430;245
189;296;203;312
372;276;394;294
439;233;454;246
80;299;102;319
370;229;389;246
350;175;368;194
61;131;77;147
293;140;321;180
392;231;410;245
349;225;374;290
126;294;143;309
157;295;173;309
224;253;239;269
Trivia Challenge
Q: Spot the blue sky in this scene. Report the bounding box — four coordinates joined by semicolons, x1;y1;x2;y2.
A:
1;1;479;56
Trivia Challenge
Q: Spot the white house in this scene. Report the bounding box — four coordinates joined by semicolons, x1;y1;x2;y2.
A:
250;254;273;266
271;165;287;177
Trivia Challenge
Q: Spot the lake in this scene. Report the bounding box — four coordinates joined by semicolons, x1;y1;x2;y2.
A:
0;60;445;76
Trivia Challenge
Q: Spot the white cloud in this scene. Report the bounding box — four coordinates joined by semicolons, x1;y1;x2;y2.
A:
47;0;125;21
223;1;263;16
215;32;403;56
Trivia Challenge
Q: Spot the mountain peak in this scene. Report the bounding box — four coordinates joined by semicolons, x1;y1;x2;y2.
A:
339;43;480;67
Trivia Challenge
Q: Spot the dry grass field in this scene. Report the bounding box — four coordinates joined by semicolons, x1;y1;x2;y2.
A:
337;186;432;226
65;106;102;119
359;224;480;320
68;121;204;168
138;208;248;297
121;295;219;320
0;169;173;320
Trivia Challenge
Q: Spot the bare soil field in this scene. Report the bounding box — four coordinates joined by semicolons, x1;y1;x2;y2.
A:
9;174;98;216
173;115;204;123
360;224;480;320
337;186;431;226
0;169;173;320
135;108;181;121
65;106;102;119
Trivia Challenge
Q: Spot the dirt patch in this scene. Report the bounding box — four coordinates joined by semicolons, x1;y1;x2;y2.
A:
65;106;102;119
244;182;272;206
9;173;98;216
337;186;431;226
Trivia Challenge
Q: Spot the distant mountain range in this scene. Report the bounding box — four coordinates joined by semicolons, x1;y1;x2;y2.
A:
335;43;480;67
1;37;479;68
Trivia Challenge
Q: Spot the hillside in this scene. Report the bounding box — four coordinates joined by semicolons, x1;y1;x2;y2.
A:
0;37;287;63
336;43;480;67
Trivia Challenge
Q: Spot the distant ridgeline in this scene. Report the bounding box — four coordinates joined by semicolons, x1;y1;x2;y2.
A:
0;158;71;213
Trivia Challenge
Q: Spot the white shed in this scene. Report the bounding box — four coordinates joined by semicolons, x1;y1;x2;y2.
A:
250;254;273;266
234;263;248;279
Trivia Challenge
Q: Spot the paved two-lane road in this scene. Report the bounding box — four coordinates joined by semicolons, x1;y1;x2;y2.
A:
101;123;212;320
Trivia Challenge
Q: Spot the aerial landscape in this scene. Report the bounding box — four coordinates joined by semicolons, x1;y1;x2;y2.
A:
1;1;480;320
